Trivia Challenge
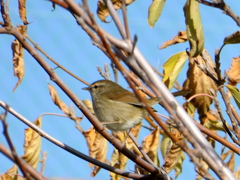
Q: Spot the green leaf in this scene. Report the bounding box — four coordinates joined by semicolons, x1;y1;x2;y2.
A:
184;0;204;57
148;0;166;28
163;51;188;90
224;31;240;45
226;84;240;108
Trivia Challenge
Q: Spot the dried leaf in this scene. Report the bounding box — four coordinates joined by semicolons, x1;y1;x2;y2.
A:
1;164;18;180
48;84;80;121
183;54;217;123
163;51;188;90
226;56;240;86
234;167;240;179
22;117;42;169
110;125;141;179
97;0;135;22
12;25;27;92
226;84;240;109
82;126;108;177
184;0;204;57
148;0;166;28
142;127;160;165
221;149;235;171
18;0;28;25
203;110;225;131
110;133;129;180
224;31;240;45
161;128;184;178
160;31;188;49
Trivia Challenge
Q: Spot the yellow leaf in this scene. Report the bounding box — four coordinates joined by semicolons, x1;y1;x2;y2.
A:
12;25;27;92
18;0;29;25
163;51;188;90
184;0;204;57
22;117;42;169
224;31;240;45
226;56;240;86
148;0;166;28
160;31;188;49
97;0;135;22
226;84;240;109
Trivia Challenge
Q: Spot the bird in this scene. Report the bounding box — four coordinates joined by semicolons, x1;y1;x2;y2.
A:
82;80;158;131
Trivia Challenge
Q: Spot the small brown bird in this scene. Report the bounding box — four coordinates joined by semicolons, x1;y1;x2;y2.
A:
82;80;158;131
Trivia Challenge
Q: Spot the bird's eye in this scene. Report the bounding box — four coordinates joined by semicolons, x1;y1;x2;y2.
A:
93;85;98;89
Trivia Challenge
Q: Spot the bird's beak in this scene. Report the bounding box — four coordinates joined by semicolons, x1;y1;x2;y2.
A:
82;87;90;91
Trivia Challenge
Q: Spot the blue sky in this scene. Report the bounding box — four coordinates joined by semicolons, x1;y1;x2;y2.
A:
0;0;239;179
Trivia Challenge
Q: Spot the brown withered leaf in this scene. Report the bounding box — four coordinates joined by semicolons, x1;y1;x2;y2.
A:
48;84;80;121
12;25;27;92
82;126;108;177
183;53;217;123
97;0;135;22
184;0;204;57
226;56;240;86
160;31;188;49
221;149;235;172
18;0;29;25
22;116;42;169
142;126;160;165
161;128;184;178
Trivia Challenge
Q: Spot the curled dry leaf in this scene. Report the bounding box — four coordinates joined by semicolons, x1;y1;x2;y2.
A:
227;56;240;86
234;167;240;179
111;124;141;179
161;128;184;178
18;0;29;25
142;126;160;165
203;110;226;132
22;116;42;169
221;149;235;172
82;126;108;177
1;164;18;180
48;84;80;121
97;0;135;22
160;31;188;49
12;25;27;92
183;53;217;123
148;0;166;28
184;0;204;57
224;31;240;45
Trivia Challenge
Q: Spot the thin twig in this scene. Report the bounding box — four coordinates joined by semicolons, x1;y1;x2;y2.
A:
26;35;90;86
